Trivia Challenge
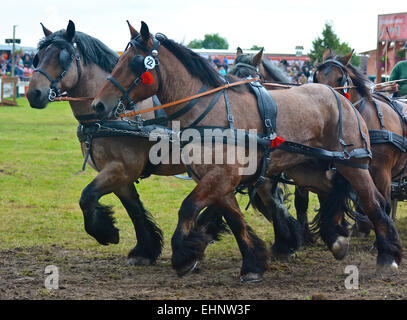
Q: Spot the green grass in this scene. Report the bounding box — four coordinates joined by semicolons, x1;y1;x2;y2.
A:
0;98;406;260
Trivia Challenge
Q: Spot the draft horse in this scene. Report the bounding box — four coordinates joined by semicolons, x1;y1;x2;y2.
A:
228;47;315;244
314;48;407;226
27;20;232;267
91;21;402;280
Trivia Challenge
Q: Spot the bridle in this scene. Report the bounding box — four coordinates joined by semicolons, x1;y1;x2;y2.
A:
107;34;163;118
313;58;351;95
33;42;82;102
231;55;263;80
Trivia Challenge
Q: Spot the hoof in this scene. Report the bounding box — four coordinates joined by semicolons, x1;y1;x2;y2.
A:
376;261;399;278
331;236;349;260
127;256;153;266
271;252;296;262
176;261;198;277
240;273;262;283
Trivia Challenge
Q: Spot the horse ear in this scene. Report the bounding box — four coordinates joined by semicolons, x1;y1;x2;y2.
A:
340;49;354;66
253;48;264;67
40;23;53;37
140;21;150;42
322;47;332;61
127;20;138;39
65;20;75;42
236;47;243;56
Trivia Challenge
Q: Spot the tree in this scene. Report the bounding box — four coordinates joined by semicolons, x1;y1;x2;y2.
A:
250;45;262;51
309;23;360;66
187;33;228;49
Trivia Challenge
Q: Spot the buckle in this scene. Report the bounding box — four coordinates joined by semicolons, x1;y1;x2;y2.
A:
48;89;57;102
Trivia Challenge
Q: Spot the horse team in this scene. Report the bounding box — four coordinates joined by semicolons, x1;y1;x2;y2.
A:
27;20;406;282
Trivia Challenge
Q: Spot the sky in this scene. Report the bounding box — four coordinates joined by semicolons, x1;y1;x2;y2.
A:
0;0;406;54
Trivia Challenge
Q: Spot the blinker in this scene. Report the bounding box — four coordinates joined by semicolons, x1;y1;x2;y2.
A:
130;55;146;75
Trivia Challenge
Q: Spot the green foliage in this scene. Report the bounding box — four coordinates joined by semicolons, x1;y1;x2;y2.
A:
187;33;229;50
250;45;262;51
308;23;360;66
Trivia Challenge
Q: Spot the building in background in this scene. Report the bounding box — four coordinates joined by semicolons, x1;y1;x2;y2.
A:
376;12;407;83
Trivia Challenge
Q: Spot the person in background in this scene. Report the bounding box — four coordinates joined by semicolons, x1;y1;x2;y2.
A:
298;72;308;84
218;65;226;76
389;43;407;97
389;42;407;97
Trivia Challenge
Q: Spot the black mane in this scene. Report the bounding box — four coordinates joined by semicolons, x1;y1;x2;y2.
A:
159;37;226;88
37;30;118;73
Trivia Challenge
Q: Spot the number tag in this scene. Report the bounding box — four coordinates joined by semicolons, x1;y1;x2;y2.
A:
144;56;156;69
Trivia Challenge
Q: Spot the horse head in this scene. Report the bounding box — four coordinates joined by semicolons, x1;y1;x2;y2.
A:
27;20;81;109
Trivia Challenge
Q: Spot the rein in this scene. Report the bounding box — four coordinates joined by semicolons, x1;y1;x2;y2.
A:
116;77;260;118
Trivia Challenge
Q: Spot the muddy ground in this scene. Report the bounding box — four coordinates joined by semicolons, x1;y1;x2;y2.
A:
0;231;406;300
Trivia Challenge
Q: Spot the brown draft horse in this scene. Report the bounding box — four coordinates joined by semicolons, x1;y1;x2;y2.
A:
314;48;407;226
228;48;315;244
92;21;402;280
26;21;300;273
26;20;234;267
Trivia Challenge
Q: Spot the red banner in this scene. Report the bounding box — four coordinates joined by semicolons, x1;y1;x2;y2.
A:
378;13;407;41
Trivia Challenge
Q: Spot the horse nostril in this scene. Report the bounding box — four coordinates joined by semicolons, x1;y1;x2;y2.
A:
94;101;106;114
34;89;42;99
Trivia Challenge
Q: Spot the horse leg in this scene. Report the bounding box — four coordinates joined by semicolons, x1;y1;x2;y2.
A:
196;205;230;243
218;194;269;282
337;166;402;272
171;167;268;279
294;187;315;245
79;164;131;245
316;173;353;260
113;183;163;266
254;181;301;260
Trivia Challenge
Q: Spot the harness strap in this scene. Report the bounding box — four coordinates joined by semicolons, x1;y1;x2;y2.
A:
187;90;223;128
369;130;407;152
373;99;385;128
224;89;234;129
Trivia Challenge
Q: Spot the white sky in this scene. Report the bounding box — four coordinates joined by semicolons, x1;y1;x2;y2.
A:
0;0;406;54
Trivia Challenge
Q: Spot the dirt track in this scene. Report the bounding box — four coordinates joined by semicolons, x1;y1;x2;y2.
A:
1;231;406;300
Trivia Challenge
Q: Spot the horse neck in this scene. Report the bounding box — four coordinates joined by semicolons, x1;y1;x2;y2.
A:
67;62;109;120
155;49;209;121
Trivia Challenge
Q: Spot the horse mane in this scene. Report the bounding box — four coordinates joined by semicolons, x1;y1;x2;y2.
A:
159;37;226;88
37;30;119;73
261;59;290;83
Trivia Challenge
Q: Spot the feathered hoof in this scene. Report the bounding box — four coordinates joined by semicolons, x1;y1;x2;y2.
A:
331;236;349;260
176;261;198;277
376;261;399;278
127;256;153;266
240;272;263;283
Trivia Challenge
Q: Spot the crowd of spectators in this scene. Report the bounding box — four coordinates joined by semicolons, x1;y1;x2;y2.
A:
0;51;35;81
278;59;315;84
206;54;316;84
208;55;229;76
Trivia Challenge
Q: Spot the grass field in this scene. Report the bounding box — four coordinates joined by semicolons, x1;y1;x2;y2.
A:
1;98;407;300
